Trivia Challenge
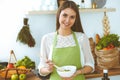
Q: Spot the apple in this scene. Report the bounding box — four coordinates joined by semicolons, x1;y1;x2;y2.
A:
7;63;15;69
19;74;26;80
11;74;19;80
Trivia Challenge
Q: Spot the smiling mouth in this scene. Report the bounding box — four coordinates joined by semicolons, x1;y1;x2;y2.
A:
63;23;70;27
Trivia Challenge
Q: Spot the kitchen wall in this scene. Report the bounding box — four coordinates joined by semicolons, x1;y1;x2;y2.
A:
0;0;120;79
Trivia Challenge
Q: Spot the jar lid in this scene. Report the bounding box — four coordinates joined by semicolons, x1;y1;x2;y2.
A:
103;69;108;73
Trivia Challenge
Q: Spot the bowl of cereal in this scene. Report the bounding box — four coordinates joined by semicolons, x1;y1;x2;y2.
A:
56;65;76;77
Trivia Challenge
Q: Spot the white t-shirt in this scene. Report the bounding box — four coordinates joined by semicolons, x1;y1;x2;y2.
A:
38;32;95;75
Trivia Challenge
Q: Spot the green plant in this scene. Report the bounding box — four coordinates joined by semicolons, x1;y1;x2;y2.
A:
15;56;35;69
96;34;120;50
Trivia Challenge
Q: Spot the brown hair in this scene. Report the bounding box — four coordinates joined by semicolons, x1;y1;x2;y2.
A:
56;0;84;33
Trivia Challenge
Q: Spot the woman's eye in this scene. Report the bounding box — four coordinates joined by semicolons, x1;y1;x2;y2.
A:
62;14;75;19
70;16;75;19
63;14;67;17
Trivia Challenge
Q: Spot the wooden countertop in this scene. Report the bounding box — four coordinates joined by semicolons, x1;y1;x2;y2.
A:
28;65;120;80
85;65;120;79
1;65;120;80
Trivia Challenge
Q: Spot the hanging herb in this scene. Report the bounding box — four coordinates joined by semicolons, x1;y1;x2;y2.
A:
16;18;36;47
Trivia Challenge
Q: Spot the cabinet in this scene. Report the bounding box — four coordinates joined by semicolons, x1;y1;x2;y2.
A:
28;8;116;15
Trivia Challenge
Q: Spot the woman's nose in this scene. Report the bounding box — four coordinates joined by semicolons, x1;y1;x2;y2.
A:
65;17;70;23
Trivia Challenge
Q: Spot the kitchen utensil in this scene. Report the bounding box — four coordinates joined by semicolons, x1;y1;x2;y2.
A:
53;64;65;72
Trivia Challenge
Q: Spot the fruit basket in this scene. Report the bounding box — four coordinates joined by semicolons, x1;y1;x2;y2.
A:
0;50;35;79
0;68;31;79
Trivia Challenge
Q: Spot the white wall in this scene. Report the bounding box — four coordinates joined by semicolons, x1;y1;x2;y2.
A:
0;0;120;79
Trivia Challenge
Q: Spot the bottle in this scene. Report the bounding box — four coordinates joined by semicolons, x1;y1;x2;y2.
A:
92;2;97;9
102;69;110;80
7;50;17;69
81;0;85;8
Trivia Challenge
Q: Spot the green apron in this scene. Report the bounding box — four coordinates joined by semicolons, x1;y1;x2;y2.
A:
50;32;85;80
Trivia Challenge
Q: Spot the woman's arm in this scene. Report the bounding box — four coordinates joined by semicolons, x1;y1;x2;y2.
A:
81;34;95;72
38;35;54;76
75;65;93;75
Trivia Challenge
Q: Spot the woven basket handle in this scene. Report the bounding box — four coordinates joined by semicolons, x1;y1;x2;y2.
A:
8;50;17;63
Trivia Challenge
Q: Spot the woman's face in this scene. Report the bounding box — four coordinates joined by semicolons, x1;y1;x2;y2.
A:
59;8;76;30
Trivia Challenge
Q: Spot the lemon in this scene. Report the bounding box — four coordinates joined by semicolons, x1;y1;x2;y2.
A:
17;66;26;69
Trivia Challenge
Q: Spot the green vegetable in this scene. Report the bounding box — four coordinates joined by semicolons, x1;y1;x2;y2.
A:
96;34;120;50
0;65;3;70
15;56;35;69
0;64;6;70
64;69;70;72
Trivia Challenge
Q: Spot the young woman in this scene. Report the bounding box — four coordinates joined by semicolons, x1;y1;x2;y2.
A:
38;1;94;80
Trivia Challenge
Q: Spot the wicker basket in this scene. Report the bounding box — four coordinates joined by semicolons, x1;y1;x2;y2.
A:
0;68;31;79
95;47;119;69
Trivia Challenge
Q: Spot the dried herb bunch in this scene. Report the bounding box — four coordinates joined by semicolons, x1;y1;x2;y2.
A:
16;18;35;47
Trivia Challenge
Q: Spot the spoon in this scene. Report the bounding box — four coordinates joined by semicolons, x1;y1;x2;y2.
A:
42;57;65;71
53;64;65;72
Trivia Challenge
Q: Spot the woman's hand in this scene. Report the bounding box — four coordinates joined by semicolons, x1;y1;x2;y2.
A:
46;60;54;73
39;60;54;75
61;66;93;80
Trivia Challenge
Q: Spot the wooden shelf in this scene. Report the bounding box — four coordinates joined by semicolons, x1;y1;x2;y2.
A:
28;8;116;15
79;8;116;12
28;10;57;15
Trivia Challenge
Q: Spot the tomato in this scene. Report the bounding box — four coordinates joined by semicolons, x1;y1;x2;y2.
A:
102;48;108;50
107;44;115;50
7;63;15;69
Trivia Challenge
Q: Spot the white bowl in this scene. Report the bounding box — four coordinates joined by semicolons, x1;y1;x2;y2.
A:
57;65;77;77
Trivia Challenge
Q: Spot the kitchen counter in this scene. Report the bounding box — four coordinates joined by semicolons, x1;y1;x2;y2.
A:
85;65;120;79
1;65;120;80
26;65;120;80
29;65;120;80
